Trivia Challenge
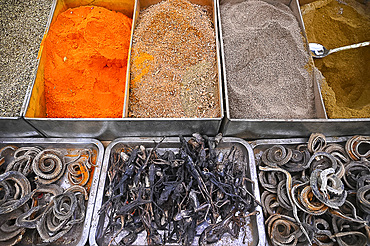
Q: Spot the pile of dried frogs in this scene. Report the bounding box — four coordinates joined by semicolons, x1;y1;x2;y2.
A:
99;134;259;245
257;134;370;246
0;145;95;245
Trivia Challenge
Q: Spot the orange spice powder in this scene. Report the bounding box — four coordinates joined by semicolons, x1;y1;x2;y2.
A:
44;6;132;118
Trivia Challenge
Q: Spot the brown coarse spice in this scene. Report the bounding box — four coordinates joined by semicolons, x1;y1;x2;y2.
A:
301;0;370;118
129;0;220;118
220;0;316;119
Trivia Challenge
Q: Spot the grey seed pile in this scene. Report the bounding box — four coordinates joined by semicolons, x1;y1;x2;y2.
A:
0;0;53;117
221;0;316;119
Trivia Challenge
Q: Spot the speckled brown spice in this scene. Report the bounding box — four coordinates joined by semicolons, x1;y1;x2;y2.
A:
129;0;220;118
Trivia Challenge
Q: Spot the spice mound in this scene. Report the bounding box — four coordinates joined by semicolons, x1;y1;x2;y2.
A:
44;6;132;118
221;0;316;119
0;0;52;117
301;0;370;118
129;0;220;118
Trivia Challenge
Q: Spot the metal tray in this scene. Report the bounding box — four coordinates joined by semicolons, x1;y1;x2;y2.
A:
0;137;104;246
89;137;266;246
122;0;224;119
217;0;370;139
250;135;353;245
23;0;223;140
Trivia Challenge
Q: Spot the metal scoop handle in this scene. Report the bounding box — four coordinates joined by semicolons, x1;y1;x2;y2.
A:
328;41;370;55
310;41;370;58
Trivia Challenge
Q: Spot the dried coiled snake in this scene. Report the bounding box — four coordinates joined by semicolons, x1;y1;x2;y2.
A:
32;149;66;184
258;134;370;246
0;171;32;215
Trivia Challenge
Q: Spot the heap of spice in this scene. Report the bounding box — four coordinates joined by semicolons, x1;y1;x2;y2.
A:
44;6;132;118
220;0;316;119
0;0;52;117
301;0;370;118
129;0;220;118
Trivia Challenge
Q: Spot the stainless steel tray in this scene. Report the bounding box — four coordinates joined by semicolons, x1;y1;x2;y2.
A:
23;0;223;140
123;0;224;120
0;137;104;246
250;136;352;246
217;0;370;139
89;137;266;246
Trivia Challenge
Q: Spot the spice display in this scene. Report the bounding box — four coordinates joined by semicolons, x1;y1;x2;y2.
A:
0;0;52;117
301;0;370;118
129;0;220;118
256;133;370;245
44;6;132;118
220;0;316;119
98;134;258;245
0;144;97;244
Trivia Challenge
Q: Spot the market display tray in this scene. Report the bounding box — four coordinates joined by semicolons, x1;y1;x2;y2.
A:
217;0;370;139
250;135;367;246
0;138;104;246
89;137;266;246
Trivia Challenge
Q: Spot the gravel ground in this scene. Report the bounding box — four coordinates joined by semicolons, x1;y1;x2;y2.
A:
0;0;53;117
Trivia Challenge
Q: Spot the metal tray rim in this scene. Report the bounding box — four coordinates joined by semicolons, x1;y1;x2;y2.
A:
23;116;223;120
227;118;370;122
250;136;352;149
